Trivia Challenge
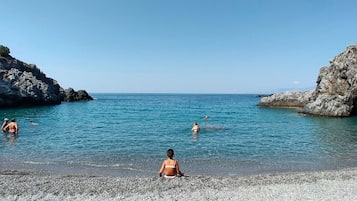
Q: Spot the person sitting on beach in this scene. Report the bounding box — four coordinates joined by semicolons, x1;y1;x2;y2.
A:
1;118;9;133
192;121;200;133
159;149;184;178
4;118;18;135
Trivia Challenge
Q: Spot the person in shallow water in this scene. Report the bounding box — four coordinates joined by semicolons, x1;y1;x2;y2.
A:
158;149;184;178
192;121;200;133
4;118;18;135
1;118;9;133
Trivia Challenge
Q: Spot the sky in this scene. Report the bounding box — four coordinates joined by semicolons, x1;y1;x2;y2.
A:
1;0;357;94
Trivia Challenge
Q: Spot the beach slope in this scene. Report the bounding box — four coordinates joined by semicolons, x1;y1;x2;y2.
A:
1;168;357;200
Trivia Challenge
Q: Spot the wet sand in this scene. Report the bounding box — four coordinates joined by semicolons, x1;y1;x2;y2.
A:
1;168;357;200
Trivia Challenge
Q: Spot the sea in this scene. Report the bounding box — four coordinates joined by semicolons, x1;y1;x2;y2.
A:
1;93;357;177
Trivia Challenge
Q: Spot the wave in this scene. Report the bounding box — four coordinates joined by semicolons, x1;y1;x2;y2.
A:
23;161;57;165
201;124;229;132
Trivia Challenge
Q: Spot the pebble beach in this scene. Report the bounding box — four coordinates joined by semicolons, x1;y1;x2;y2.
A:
1;168;357;201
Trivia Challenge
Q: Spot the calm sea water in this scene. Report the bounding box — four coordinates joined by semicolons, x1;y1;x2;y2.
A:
1;94;357;176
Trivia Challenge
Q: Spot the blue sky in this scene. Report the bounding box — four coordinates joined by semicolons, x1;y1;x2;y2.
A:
1;0;356;94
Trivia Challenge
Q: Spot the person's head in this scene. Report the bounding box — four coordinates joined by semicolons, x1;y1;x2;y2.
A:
167;149;174;159
3;118;9;122
193;121;198;126
11;118;16;122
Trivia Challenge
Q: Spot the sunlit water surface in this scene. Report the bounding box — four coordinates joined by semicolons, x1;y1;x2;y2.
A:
1;94;357;176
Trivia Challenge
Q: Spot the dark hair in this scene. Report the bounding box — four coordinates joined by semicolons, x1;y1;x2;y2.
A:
167;149;174;159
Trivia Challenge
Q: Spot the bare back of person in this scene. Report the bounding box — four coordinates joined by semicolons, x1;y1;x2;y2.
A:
8;123;17;133
163;159;178;176
159;149;184;178
5;120;18;135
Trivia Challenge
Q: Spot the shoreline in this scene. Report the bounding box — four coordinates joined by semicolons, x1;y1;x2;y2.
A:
1;167;357;200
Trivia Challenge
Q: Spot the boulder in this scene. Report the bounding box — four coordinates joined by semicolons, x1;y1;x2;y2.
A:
61;88;93;102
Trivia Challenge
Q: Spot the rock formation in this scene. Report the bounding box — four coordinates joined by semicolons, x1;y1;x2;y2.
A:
61;88;93;102
257;90;314;108
0;55;93;108
258;45;357;117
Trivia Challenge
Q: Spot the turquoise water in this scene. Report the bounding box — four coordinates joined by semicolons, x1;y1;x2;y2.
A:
1;94;357;176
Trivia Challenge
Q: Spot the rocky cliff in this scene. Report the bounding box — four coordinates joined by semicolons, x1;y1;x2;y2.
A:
258;45;357;117
0;56;93;108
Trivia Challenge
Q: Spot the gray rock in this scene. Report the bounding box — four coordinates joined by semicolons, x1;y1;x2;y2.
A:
61;88;93;102
257;90;314;108
0;56;92;107
301;45;357;117
258;45;357;117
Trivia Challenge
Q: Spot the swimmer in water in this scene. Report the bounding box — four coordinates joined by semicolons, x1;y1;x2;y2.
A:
4;118;18;135
192;121;200;133
29;120;39;126
2;118;9;133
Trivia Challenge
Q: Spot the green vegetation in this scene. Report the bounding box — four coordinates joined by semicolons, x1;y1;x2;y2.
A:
0;45;11;57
